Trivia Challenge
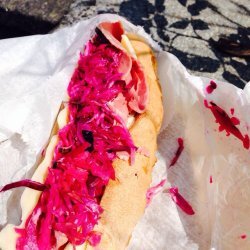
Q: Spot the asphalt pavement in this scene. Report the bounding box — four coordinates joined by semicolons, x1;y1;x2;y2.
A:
0;0;249;87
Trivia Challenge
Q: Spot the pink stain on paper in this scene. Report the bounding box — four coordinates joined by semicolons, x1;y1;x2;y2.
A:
240;234;247;239
204;100;250;149
209;175;213;183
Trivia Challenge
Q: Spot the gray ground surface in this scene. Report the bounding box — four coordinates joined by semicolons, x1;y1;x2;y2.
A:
0;0;73;36
0;0;248;87
60;0;250;88
0;0;71;23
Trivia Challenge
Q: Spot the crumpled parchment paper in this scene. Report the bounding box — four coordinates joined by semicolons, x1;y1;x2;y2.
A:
0;14;249;250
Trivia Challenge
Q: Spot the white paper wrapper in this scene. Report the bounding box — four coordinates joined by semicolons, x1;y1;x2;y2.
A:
0;14;249;250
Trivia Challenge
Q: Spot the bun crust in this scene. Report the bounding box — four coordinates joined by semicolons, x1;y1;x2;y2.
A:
0;32;163;250
86;39;163;250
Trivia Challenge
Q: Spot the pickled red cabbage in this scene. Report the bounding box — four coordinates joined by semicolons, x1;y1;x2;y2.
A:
15;22;148;249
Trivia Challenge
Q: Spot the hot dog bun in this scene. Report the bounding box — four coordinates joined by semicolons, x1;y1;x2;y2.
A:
65;34;163;250
88;35;163;250
0;25;163;250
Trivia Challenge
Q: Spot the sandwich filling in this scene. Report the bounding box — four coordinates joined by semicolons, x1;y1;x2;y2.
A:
5;22;148;249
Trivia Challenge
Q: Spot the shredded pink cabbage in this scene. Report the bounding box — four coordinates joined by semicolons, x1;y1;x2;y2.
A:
146;179;166;206
169;138;184;168
87;231;102;246
0;180;46;192
169;187;195;215
15;22;148;249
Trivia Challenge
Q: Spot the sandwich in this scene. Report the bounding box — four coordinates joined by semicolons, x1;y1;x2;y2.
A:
0;21;163;250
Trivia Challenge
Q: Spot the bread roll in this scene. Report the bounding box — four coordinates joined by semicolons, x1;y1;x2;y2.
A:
0;24;163;250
